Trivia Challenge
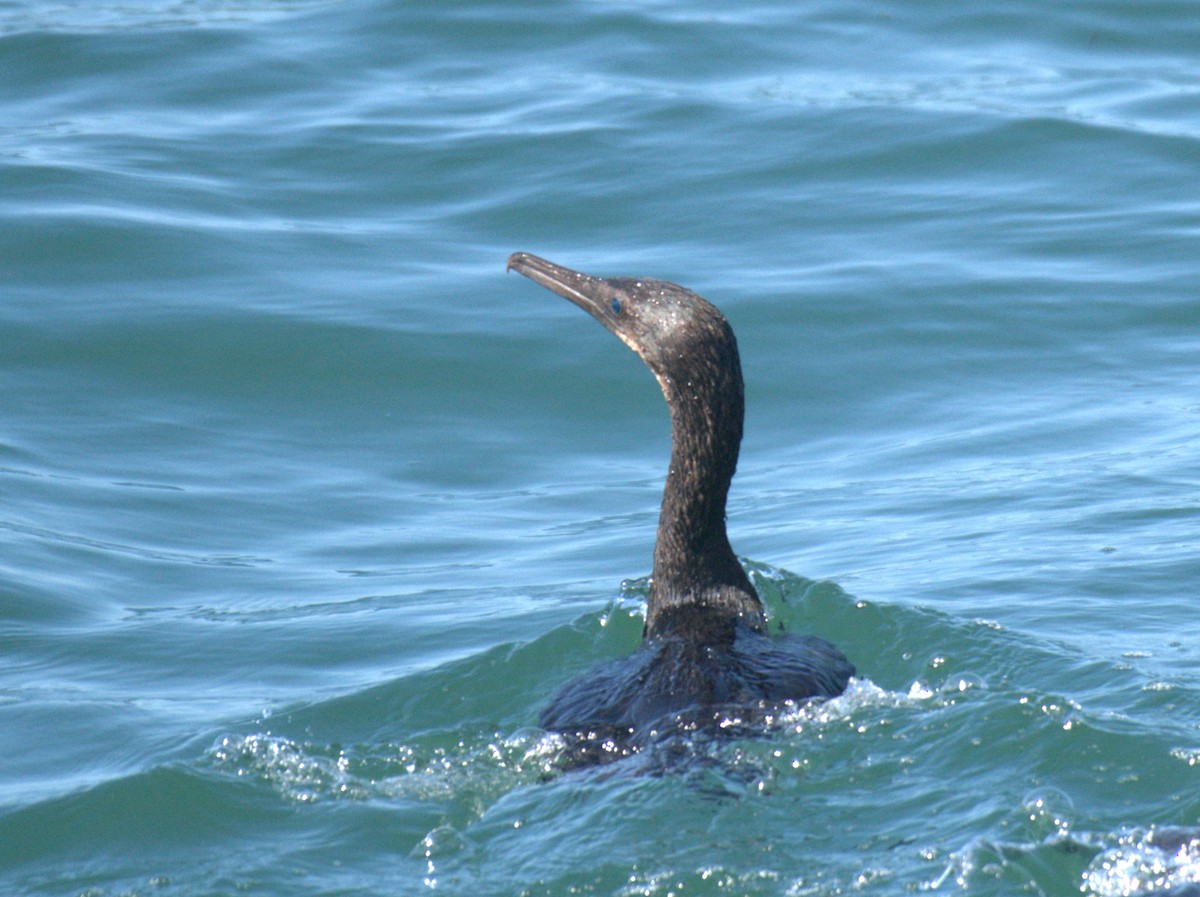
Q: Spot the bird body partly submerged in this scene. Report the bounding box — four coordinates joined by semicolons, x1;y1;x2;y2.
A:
506;252;853;759
539;617;853;735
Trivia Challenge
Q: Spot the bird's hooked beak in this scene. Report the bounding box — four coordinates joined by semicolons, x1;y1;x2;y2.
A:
506;252;627;341
506;252;597;307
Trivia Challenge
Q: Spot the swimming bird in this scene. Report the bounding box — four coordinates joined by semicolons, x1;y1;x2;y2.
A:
507;252;853;759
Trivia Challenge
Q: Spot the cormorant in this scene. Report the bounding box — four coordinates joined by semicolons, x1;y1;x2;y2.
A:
507;252;853;760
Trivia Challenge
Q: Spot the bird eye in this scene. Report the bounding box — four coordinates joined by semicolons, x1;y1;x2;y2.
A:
611;298;622;315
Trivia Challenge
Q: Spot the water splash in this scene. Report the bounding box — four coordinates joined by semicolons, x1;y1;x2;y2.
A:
1083;829;1200;897
206;728;563;805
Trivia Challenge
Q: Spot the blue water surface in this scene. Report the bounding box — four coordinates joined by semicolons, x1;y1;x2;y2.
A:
2;1;1199;895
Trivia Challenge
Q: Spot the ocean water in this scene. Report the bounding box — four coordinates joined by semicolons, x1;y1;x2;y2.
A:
2;0;1199;894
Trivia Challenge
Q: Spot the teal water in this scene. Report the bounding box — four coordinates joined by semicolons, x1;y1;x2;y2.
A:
2;0;1199;894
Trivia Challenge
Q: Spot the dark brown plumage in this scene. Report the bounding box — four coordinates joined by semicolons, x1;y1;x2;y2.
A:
507;252;853;761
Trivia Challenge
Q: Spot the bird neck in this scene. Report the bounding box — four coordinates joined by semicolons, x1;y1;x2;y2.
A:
645;347;766;639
